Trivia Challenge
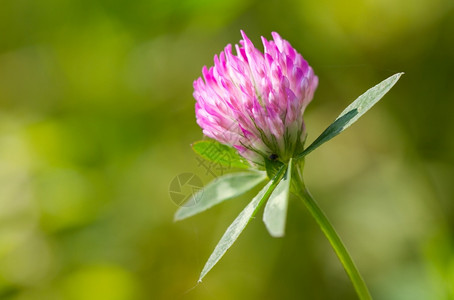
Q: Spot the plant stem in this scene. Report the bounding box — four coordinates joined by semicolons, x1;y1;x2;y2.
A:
292;163;373;300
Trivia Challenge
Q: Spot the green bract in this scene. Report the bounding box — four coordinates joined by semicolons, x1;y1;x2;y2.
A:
192;140;251;169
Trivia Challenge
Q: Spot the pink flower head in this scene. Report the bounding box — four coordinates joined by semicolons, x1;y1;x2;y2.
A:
194;31;318;166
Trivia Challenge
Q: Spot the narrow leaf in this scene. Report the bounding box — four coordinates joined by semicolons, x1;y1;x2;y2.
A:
192;140;250;169
297;72;403;159
174;172;266;221
199;166;285;282
263;159;293;237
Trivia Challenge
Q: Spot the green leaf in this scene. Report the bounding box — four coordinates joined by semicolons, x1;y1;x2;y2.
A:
297;72;403;159
263;159;293;237
192;140;250;169
174;172;267;221
198;166;285;282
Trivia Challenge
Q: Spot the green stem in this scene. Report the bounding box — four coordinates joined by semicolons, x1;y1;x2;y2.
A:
293;163;373;300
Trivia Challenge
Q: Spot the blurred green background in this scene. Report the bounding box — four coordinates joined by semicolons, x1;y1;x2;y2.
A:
1;0;454;299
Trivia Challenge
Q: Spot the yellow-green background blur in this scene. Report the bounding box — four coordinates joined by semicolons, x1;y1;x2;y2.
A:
1;0;453;299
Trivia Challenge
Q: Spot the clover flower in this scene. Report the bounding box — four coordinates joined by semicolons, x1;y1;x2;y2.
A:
194;31;318;165
181;29;403;299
